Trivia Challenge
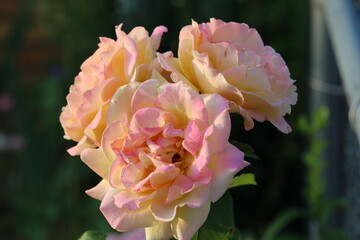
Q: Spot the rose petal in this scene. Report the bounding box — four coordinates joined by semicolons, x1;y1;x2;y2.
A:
86;179;111;200
81;147;112;179
182;119;204;155
209;144;248;202
208;18;264;52
149;165;180;190
102;120;128;161
150;26;168;50
170;201;211;240
150;202;178;222
202;94;231;153
130;107;166;131
131;79;159;112
106;228;145;240
145;222;172;240
155;82;208;128
157;52;200;92
120;162;145;188
100;188;154;232
107;82;140;125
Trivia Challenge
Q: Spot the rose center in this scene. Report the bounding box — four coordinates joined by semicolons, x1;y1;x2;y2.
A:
171;153;181;163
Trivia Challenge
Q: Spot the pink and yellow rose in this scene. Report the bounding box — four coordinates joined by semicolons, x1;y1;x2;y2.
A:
60;19;298;240
60;24;167;155
81;79;248;240
158;18;297;133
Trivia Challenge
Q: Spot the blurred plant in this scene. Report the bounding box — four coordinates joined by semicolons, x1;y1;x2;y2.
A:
0;132;26;152
228;107;347;240
0;0;117;239
37;0;117;78
257;208;306;240
298;106;347;240
0;94;14;112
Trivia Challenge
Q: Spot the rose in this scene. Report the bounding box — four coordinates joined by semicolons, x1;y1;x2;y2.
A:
81;79;248;240
106;229;145;240
158;18;297;133
60;24;167;155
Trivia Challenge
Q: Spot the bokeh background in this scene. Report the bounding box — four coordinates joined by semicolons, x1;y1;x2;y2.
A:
1;0;351;239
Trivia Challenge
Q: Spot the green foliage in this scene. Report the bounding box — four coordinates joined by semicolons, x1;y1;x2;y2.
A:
0;1;114;239
229;173;257;189
38;0;117;78
78;231;106;240
321;228;348;240
298;107;329;213
297;106;347;240
192;191;240;240
260;208;305;240
298;107;329;136
232;141;261;160
298;107;329;215
190;231;199;240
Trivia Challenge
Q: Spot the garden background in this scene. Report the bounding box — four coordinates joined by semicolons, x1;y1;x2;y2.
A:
1;0;356;239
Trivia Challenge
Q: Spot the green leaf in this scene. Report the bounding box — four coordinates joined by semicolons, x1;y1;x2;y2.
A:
297;114;311;135
313;106;329;131
190;231;198;240
229;173;257;189
231;141;261;160
261;208;305;240
196;191;240;240
78;230;106;240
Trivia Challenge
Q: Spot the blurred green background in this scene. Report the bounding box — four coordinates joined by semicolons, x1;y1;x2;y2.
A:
0;0;310;239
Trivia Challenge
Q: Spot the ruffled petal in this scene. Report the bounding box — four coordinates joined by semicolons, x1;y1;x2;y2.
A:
101;188;154;232
81;147;112;179
86;179;111;200
145;222;172;240
170;201;211;240
209;144;248;202
107;82;140;125
155;81;208;127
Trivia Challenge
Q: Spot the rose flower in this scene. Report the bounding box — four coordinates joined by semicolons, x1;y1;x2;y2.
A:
158;18;297;133
60;24;167;155
81;79;248;240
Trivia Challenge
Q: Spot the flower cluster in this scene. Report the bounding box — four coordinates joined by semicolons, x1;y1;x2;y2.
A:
60;18;297;240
